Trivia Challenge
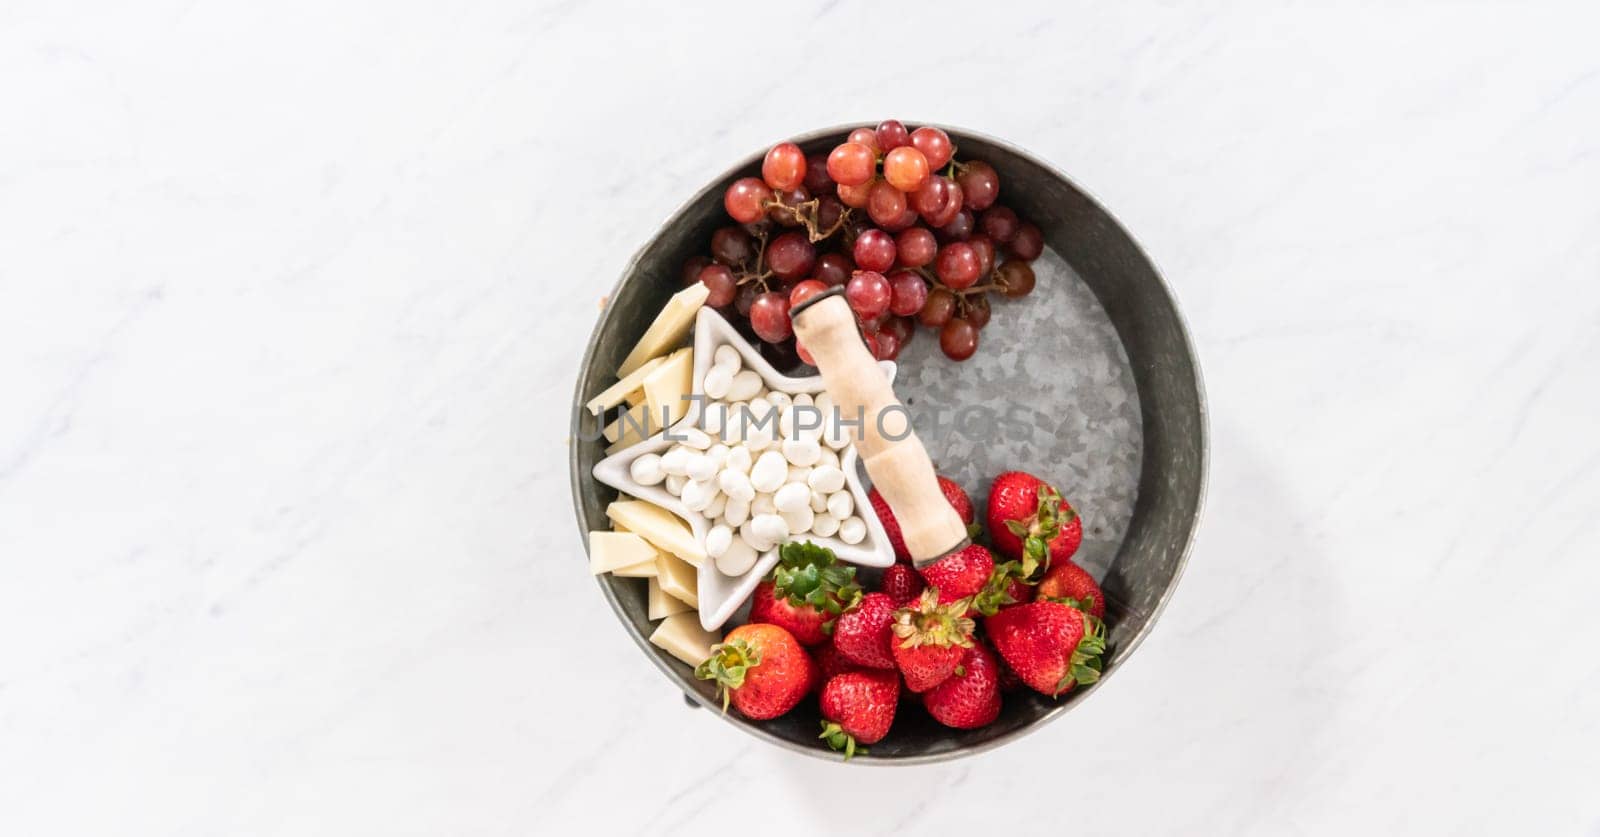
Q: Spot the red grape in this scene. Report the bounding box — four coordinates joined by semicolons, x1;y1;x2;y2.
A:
847;127;880;153
789;278;829;308
853;229;897;272
866;180;907;227
681;255;711;287
827;142;876;186
966;293;992;329
874;328;901;360
875;120;910;152
816;195;846;232
979;205;1019;243
919;288;956;327
880;204;918;233
765;231;816;281
935;208;975;242
697;263;738;307
998;259;1036;297
887;269;928;316
845;270;892;319
968;233;996;277
861;330;880;359
859;309;888;334
884;314;914;346
895;227;937;267
767;186;811;227
936;242;982;289
956;161;999;211
750;292;793;342
882;146;930;192
912;176;963;227
940;317;978;360
814;252;853;286
734;282;760;316
711;226;755;266
762;142;807;192
725;177;774;224
910;126;954;170
1010;222;1043;260
804;154;835;197
837;178;873;208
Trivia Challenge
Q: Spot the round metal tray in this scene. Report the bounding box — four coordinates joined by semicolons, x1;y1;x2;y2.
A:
569;126;1206;763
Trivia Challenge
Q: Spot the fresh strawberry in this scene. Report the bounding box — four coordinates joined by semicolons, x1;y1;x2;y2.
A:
812;642;861;690
1034;560;1105;618
985;600;1106;697
918;543;994;609
923;642;1002;729
890;588;976;692
870;475;975;562
880;563;926;605
971;559;1035;616
986;471;1083;572
749;542;863;646
819;669;900;758
696;623;817;719
831;592;898;669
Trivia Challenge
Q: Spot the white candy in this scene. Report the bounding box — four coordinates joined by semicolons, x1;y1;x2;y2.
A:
629;453;665;486
665;473;687;495
751;513;789;543
740;520;775;553
822;413;852;450
811;513;840;537
750;450;788;493
782;437;821;467
786;465;812;485
774;482;811;513
706;444;729;469
767;391;792;410
676;426;712;450
752;492;777;516
716;538;758;576
810;489;829;513
702;365;733;400
839;516;866;544
780;505;815;535
816;447;840;470
680;478;716;512
827;490;853;520
718;469;755;502
745;421;775;452
723;495;750;527
659;446;690;476
793;392;813;407
705;524;733;559
727;369;763;401
685;452;717;482
703;492;726;521
808;465;846;494
725;445;752;474
713;344;741;369
702;403;727;436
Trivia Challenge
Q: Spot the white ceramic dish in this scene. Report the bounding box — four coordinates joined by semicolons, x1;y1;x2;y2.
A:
592;307;897;630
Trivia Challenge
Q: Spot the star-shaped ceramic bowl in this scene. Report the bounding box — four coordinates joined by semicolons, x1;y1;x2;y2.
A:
592;307;897;630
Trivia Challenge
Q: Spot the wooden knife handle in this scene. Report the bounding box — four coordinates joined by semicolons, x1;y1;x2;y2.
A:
790;289;968;567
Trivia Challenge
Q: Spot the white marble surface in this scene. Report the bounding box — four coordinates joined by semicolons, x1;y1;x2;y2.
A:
4;2;1599;834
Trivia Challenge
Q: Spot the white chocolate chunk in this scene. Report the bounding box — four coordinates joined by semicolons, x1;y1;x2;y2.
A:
648;577;693;619
650;612;717;666
588;531;658;574
612;559;657;578
655;551;699;606
606;500;706;566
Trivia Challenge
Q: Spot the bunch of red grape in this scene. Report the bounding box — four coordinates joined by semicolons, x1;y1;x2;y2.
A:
681;121;1043;367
